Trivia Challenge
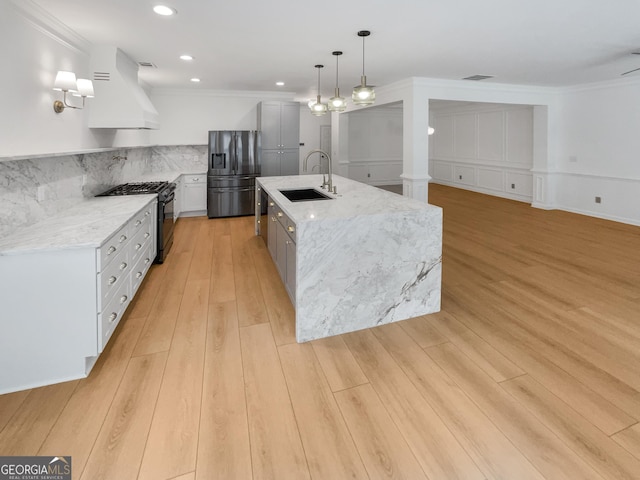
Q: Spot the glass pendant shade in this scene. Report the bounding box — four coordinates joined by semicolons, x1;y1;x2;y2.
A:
328;89;347;112
352;30;375;106
310;95;328;116
328;51;346;112
309;65;328;116
352;76;375;105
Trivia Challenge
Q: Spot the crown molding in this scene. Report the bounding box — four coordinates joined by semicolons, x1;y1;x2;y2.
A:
8;0;91;55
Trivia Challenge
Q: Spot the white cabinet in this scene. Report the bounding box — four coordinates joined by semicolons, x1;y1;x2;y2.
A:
0;197;157;393
180;174;207;217
97;201;156;351
174;176;183;220
258;101;300;176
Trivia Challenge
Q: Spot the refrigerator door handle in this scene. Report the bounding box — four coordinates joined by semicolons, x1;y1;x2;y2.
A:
232;133;238;174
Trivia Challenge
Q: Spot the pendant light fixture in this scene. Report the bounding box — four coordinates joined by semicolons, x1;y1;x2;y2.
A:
309;64;328;116
352;30;375;106
328;51;347;112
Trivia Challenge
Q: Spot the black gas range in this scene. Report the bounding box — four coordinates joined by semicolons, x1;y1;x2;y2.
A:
96;181;176;263
96;181;171;198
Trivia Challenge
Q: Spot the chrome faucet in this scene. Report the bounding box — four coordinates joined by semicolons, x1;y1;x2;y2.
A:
303;149;333;192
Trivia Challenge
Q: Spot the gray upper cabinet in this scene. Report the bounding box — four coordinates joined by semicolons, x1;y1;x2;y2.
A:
258;101;300;176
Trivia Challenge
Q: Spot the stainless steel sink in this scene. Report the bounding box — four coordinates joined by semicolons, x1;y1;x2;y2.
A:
279;188;333;202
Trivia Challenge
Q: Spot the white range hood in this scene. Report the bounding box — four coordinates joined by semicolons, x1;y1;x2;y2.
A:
88;46;160;129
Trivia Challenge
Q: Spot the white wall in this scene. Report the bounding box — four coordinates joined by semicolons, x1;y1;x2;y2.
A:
342;105;403;185
0;2;152;158
299;105;331;173
429;102;534;201
550;78;640;225
149;90;296;145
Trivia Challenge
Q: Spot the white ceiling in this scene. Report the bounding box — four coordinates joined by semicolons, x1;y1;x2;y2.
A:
30;0;640;101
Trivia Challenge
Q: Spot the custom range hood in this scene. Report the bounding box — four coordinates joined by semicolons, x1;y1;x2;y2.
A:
88;46;160;129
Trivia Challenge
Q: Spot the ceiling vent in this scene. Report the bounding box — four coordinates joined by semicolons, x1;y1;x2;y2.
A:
462;75;494;81
137;61;157;68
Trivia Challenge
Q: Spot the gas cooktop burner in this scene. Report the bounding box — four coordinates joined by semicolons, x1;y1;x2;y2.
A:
96;181;169;196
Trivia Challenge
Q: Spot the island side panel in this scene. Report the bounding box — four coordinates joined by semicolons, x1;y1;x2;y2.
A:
295;207;442;342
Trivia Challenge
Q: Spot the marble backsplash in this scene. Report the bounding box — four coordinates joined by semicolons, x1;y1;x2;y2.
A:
0;145;207;239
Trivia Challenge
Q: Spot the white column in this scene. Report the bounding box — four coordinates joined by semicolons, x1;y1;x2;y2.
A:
401;84;431;202
531;105;556;209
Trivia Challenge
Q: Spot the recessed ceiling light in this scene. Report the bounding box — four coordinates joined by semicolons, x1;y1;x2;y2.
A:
190;78;201;83
276;81;285;86
153;5;177;16
180;55;194;61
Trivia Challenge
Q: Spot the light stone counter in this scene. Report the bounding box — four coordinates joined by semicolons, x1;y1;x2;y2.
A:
257;174;443;342
0;195;158;255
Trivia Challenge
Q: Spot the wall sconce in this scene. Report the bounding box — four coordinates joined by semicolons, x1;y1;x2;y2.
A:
53;71;94;113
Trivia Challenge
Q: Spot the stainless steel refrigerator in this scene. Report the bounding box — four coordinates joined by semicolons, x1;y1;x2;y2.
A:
207;130;261;218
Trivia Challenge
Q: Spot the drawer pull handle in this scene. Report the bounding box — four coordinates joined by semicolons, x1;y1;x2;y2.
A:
107;246;116;255
108;276;117;285
135;243;142;250
271;216;276;222
144;232;150;238
145;211;150;216
287;226;295;233
120;262;127;270
269;201;274;207
120;295;128;304
135;220;142;226
119;235;127;242
109;312;117;323
277;212;283;217
136;271;143;279
144;258;150;264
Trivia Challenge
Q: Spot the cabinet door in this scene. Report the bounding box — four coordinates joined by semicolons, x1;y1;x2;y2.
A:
280;149;300;176
275;221;288;280
183;183;206;212
174;179;183;219
261;150;281;177
260;103;282;149
267;202;277;260
285;236;296;304
280;103;300;149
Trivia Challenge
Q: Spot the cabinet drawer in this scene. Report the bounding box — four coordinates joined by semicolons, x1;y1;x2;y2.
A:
98;278;131;352
131;247;154;294
131;204;154;234
99;225;130;271
275;208;296;242
99;247;131;310
130;220;153;263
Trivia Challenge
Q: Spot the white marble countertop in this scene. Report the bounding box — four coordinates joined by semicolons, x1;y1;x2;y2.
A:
0;171;208;256
0;195;158;255
257;174;438;223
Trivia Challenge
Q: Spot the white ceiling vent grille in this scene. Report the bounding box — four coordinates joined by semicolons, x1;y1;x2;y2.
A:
138;61;157;68
93;71;110;81
462;75;494;81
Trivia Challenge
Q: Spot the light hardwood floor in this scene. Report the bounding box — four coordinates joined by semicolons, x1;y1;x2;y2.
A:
1;183;640;479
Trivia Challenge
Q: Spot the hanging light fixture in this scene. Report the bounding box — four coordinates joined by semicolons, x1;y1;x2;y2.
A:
352;30;375;106
328;51;346;112
309;65;328;116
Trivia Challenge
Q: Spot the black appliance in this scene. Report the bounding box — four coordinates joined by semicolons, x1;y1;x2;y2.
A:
96;181;176;263
207;130;261;218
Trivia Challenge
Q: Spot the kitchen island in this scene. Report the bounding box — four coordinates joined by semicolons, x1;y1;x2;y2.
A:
256;174;442;342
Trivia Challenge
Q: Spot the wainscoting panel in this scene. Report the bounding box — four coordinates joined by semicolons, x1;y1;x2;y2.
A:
477;168;504;192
